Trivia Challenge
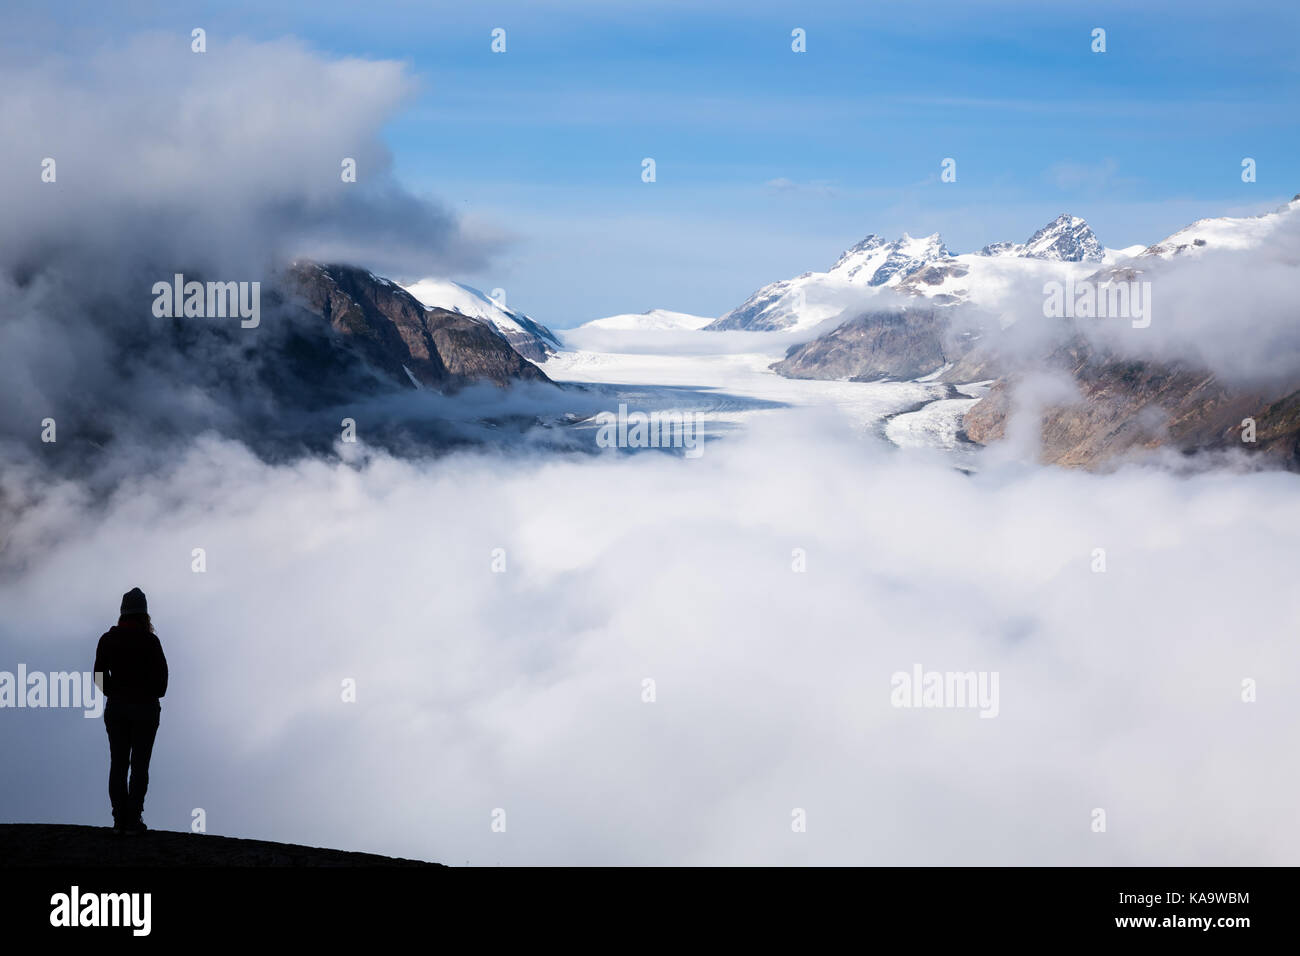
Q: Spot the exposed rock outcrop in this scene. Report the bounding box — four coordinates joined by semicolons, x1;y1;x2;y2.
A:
962;337;1300;469
286;262;550;390
400;277;562;363
771;308;952;381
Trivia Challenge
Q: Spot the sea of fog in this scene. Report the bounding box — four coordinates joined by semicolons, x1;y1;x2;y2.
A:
2;340;1297;865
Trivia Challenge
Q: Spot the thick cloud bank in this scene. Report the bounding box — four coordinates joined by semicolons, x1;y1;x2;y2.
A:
0;33;489;278
0;35;508;468
967;205;1300;390
1;27;1297;868
2;415;1296;865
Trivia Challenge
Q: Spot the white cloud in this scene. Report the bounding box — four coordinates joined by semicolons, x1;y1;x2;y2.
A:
2;415;1296;865
0;33;493;277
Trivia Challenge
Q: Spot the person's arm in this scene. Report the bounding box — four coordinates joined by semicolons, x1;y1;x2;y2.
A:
93;633;111;697
153;636;168;699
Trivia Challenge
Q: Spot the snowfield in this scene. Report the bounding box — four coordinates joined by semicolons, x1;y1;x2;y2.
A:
543;333;969;450
574;309;715;332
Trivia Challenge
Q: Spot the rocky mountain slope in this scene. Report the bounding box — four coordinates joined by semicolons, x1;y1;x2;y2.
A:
401;277;562;362
0;823;439;866
1018;214;1106;262
957;197;1300;469
0;256;556;479
755;196;1300;469
962;336;1300;469
287;262;550;390
770;308;953;381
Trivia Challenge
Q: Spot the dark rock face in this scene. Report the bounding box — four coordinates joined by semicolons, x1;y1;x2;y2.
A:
962;337;1300;469
285;262;550;390
0;824;439;867
0;259;555;479
496;319;561;363
896;261;970;297
771;308;951;381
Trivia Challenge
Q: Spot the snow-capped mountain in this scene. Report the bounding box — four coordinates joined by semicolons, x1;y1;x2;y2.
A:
289;262;551;390
1137;194;1300;261
1017;214;1105;262
702;274;838;332
827;233;951;286
705;214;1116;333
977;240;1022;258
969;214;1104;262
558;308;718;352
1088;194;1300;283
707;233;952;333
761;194;1300;469
574;309;715;332
866;233;952;286
402;278;562;362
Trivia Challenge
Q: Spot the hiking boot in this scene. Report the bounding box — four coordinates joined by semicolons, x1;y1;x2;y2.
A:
124;816;148;835
112;819;126;836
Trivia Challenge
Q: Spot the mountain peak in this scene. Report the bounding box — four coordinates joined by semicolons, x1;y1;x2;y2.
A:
829;234;887;271
976;240;1023;258
865;232;949;287
1021;213;1104;262
892;232;946;252
847;233;887;252
401;277;561;362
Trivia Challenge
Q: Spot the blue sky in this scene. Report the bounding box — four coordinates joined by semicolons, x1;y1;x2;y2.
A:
15;0;1300;325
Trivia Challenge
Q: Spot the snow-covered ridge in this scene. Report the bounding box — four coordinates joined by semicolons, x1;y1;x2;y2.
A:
402;277;562;361
402;278;556;342
827;232;950;287
1017;213;1105;262
574;309;715;332
705;213;1113;333
1138;195;1300;261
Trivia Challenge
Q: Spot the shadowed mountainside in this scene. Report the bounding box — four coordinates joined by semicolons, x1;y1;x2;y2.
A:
0;824;441;867
286;262;551;390
963;337;1300;469
770;306;1300;470
770;307;953;382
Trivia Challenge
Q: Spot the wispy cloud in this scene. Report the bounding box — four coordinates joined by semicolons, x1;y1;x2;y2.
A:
763;177;839;197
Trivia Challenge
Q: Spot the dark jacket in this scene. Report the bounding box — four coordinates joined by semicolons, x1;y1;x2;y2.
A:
94;624;168;701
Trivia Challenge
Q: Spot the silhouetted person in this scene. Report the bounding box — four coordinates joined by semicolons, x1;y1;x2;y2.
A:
94;588;168;835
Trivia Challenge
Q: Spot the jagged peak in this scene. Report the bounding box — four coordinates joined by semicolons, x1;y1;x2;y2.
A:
845;233;886;252
830;233;887;268
976;240;1022;258
1021;213;1104;262
893;231;947;251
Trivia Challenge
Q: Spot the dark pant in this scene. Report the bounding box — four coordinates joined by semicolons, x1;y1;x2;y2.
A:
104;699;160;822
